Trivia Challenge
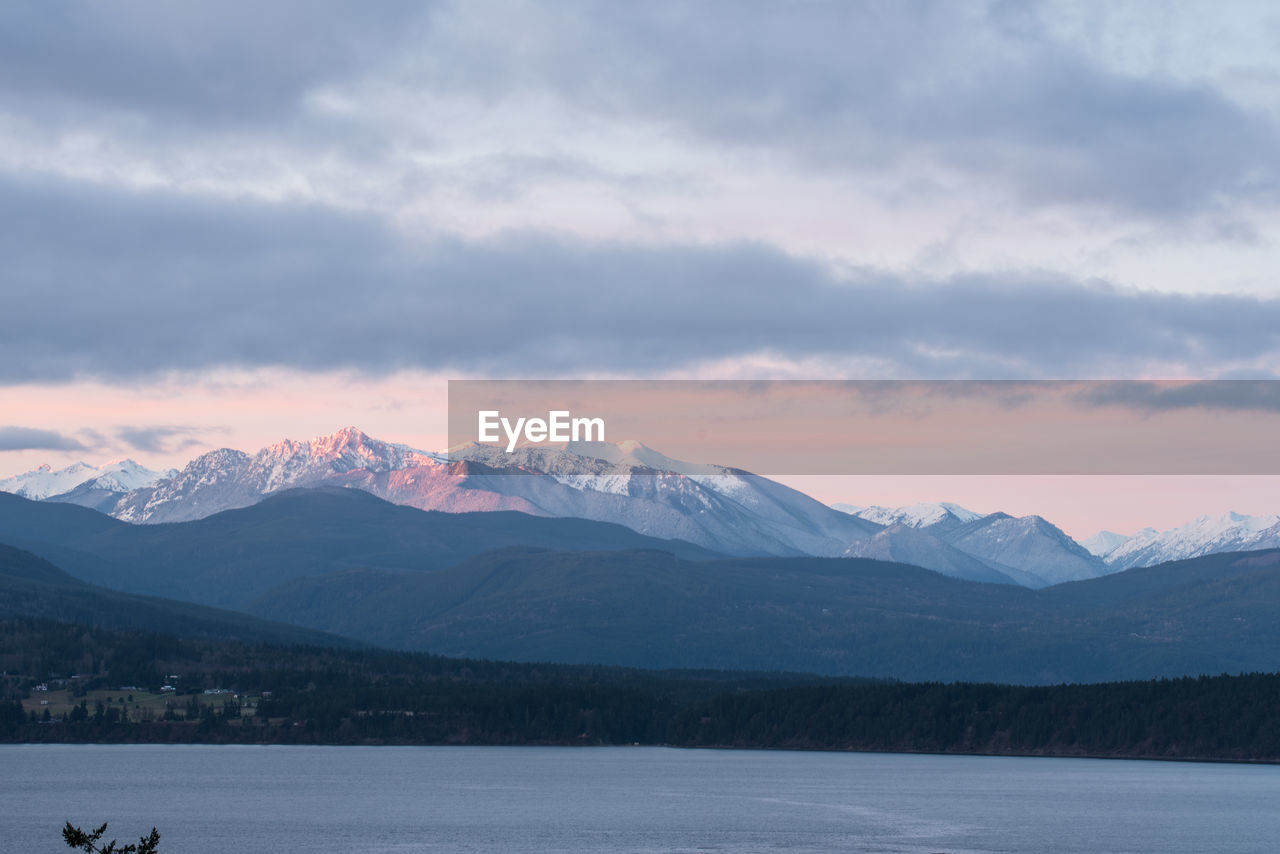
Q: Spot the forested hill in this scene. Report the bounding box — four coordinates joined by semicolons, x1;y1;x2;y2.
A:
0;544;356;647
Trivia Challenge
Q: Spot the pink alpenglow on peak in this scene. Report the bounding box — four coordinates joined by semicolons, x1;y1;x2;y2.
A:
5;428;1279;586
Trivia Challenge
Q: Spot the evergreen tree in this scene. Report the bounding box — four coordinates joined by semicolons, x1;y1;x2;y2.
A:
62;822;160;853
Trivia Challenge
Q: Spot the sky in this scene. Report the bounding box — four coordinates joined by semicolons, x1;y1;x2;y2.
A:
2;1;1279;537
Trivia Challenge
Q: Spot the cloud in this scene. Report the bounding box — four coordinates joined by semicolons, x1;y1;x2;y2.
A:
387;1;1280;218
116;425;211;454
2;175;1278;383
0;1;424;126
0;426;86;451
0;2;1275;222
1076;380;1280;413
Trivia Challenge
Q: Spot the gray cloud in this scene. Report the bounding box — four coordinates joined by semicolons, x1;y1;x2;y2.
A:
1076;381;1280;413
0;1;424;126
0;2;1274;220
2;175;1278;382
116;425;211;454
0;426;87;451
407;1;1280;218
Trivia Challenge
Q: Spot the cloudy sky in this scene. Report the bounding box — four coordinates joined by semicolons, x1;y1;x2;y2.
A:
2;1;1278;532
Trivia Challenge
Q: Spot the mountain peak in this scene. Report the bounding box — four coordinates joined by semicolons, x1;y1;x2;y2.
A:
194;447;253;465
15;426;1278;585
1103;510;1280;570
0;458;170;501
322;425;372;445
852;502;982;532
1082;530;1131;557
309;426;373;454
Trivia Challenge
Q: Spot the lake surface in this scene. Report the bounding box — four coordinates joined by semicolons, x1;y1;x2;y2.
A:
3;744;1278;853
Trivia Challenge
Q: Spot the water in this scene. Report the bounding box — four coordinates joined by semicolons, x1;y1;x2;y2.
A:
3;745;1278;853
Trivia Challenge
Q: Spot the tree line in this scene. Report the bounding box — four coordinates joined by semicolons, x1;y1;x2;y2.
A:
4;617;1280;761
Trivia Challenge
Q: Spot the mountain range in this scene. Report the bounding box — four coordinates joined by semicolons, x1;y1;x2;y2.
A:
825;502;1280;584
5;483;1280;682
0;488;713;609
14;428;883;558
241;545;1280;683
0;543;351;646
0;458;174;511
3;427;1278;587
1096;511;1280;569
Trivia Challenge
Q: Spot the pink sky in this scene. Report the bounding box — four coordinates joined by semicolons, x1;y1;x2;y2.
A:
3;372;1278;540
780;474;1280;540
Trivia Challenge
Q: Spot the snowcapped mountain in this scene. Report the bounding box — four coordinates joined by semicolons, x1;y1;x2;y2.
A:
842;523;1035;586
90;460;175;493
0;461;97;499
112;428;444;523
1103;512;1280;570
443;441;882;556
842;503;1280;582
82;429;878;556
942;512;1108;585
1081;530;1135;557
0;459;172;504
9;428;1276;586
844;502;983;536
560;439;728;476
834;502;1100;586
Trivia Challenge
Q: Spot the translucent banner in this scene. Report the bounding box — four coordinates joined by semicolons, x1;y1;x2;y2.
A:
447;380;1280;474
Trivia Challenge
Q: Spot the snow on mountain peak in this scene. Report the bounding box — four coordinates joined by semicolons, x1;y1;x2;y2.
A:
10;426;1278;583
1177;511;1279;538
109;429;444;523
1081;530;1131;557
558;439;726;476
91;459;176;493
0;458;168;500
238;428;441;494
1104;511;1280;569
852;502;982;530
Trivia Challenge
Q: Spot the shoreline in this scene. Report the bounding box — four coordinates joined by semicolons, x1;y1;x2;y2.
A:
6;737;1279;767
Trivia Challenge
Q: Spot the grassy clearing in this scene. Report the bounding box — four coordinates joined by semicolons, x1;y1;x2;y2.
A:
21;688;264;722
